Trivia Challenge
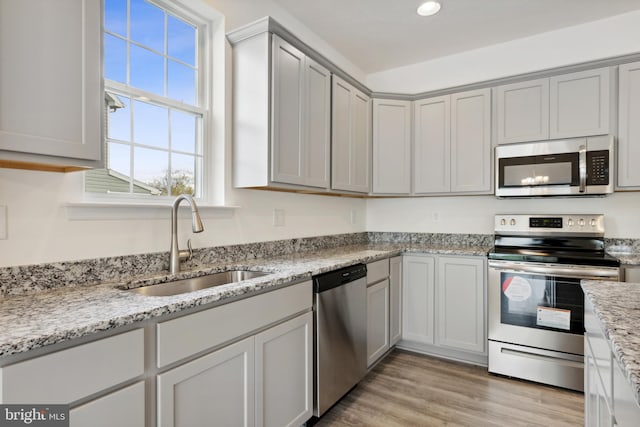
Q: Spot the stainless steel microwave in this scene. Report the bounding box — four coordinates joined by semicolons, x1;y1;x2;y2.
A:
495;135;614;197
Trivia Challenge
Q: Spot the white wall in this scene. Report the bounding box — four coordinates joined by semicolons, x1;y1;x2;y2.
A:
367;10;640;94
0;0;367;268
366;192;640;239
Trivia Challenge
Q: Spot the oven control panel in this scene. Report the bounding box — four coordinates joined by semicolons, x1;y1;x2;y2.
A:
495;214;604;236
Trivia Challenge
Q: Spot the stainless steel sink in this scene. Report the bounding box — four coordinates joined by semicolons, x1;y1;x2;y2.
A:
128;270;271;297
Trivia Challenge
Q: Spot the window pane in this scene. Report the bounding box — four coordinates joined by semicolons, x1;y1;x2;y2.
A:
108;142;131;178
130;0;165;52
104;0;127;37
134;101;168;148
134;147;169;194
107;95;130;141
168;60;196;104
168;15;196;66
171;153;195;196
130;45;164;96
104;34;127;83
171;110;197;154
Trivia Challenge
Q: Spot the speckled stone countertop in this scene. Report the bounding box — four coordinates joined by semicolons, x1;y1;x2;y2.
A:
582;280;640;406
0;242;489;359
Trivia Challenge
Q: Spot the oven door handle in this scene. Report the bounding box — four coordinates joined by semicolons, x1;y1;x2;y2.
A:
488;260;619;279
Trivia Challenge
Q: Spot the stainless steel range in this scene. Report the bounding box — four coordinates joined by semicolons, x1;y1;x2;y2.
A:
487;214;620;391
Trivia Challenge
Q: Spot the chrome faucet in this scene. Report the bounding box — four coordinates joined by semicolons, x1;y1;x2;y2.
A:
169;194;204;274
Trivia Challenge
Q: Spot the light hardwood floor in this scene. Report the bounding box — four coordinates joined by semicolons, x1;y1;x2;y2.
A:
316;350;584;427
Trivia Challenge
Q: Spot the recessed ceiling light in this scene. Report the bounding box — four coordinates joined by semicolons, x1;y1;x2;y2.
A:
417;1;441;17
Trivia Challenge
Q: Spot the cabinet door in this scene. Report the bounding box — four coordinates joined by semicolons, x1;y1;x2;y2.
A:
550;67;612;139
304;57;331;188
331;76;371;193
70;382;145;427
372;99;411;194
352;90;372;193
331;76;354;191
389;256;403;346
255;312;313;427
271;35;305;185
402;255;436;345
367;279;390;367
584;342;598;427
0;0;102;168
157;337;255;427
495;78;550;144
618;61;640;188
450;88;492;193
436;256;485;353
613;360;640;427
413;96;450;194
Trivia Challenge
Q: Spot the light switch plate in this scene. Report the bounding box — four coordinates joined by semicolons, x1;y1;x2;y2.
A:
0;205;7;239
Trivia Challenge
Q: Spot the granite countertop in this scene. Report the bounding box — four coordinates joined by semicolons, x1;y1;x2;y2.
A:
0;243;489;359
582;280;640;406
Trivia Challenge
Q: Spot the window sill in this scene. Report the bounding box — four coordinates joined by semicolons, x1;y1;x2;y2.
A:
64;201;239;220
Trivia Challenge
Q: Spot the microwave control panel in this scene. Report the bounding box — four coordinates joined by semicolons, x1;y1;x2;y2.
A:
586;150;609;185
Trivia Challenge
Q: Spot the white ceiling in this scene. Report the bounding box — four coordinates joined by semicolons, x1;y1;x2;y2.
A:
270;0;640;74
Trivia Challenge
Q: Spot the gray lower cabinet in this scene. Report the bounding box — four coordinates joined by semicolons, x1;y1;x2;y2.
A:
0;329;145;426
618;61;640;189
157;311;313;427
0;0;103;170
401;254;487;364
585;296;640;427
413;88;491;195
389;256;403;346
366;259;391;367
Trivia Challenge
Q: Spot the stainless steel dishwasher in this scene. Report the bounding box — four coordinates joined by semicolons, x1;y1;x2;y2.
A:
313;263;367;417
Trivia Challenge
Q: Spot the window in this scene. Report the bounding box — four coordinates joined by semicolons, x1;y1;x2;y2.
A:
86;0;209;198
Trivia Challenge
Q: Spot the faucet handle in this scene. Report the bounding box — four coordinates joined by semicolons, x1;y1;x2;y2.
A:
186;239;194;261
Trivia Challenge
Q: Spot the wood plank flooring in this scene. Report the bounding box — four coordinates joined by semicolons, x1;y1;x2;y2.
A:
315;350;584;427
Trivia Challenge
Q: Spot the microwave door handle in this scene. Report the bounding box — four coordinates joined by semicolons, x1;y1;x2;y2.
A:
579;144;587;193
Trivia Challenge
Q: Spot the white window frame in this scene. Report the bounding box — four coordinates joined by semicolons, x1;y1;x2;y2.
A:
80;0;223;209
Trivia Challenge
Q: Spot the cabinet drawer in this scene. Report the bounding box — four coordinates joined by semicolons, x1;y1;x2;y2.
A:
70;381;145;427
157;281;312;367
1;329;144;404
367;259;389;285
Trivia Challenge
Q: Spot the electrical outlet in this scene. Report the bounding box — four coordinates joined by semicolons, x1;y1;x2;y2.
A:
273;209;285;227
432;212;439;221
0;206;6;240
350;210;357;225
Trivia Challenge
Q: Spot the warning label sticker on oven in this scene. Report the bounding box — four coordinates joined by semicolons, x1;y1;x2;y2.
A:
537;306;571;330
502;276;532;302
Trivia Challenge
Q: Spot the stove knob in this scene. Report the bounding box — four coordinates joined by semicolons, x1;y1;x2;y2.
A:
510;218;516;226
568;218;574;227
500;218;506;226
590;218;597;227
579;218;585;227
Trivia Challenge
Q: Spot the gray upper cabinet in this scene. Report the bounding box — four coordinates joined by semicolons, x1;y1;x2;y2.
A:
496;78;550;144
549;67;613;139
496;67;613;145
232;32;330;190
617;61;640;188
450;89;491;193
0;0;103;171
332;76;371;193
413;88;491;195
372;99;411;194
413;96;450;194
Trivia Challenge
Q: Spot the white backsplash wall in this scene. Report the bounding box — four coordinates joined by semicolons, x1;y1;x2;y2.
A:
366;192;640;239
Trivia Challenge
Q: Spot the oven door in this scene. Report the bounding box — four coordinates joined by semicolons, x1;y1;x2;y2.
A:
488;260;619;355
